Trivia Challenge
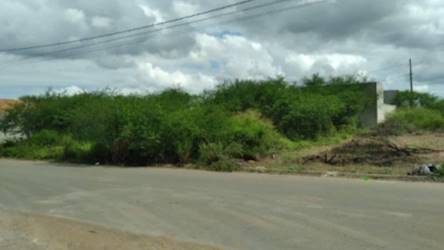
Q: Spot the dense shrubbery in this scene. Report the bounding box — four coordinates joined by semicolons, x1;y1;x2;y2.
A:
208;75;370;139
0;76;373;168
381;108;444;134
0;130;85;161
436;164;444;178
378;91;444;135
394;91;444;114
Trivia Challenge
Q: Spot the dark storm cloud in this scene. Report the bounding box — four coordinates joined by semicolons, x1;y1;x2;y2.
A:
280;0;404;39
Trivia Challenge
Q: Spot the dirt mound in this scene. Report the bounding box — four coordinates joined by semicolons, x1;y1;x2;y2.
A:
302;137;435;166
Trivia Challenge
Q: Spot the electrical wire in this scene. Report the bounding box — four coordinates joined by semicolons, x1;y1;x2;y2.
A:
0;0;330;71
0;0;258;53
35;0;328;58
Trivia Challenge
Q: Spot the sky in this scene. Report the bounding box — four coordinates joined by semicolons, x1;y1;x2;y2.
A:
0;0;443;98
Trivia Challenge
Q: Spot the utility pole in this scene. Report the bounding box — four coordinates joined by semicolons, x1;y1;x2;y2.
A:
409;58;414;93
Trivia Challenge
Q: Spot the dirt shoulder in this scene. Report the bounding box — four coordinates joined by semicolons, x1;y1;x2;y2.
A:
242;132;444;179
0;210;222;250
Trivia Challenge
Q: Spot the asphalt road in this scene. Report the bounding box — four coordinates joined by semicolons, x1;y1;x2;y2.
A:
1;159;444;250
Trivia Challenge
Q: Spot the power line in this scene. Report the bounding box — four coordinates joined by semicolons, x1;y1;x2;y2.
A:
0;0;258;53
35;0;327;58
0;0;299;68
0;0;331;71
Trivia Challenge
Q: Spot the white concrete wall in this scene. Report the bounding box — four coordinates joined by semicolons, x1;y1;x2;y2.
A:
376;83;385;124
379;104;397;124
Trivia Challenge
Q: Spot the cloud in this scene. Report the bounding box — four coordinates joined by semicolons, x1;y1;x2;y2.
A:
285;53;367;72
53;85;86;96
414;85;430;93
0;0;443;98
64;8;86;24
138;4;164;23
91;16;112;29
137;61;217;93
173;1;200;16
191;33;283;79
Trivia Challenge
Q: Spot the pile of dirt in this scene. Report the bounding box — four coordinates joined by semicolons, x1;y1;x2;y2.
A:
302;137;435;166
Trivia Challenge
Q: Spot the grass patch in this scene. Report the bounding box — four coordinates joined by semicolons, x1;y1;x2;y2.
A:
0;142;64;160
0;130;94;162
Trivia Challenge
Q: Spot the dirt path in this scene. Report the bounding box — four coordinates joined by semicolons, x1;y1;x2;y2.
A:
0;210;221;250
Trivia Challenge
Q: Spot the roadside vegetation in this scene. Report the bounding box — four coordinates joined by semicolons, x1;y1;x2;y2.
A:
378;91;444;135
1;75;443;176
0;75;370;170
436;164;444;178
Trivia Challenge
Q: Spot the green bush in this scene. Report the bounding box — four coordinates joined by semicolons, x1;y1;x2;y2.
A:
205;158;240;172
194;110;283;170
272;94;345;139
60;139;94;163
394;91;444;115
434;163;444;178
436;164;444;178
227;110;282;159
197;143;240;172
0;131;92;161
29;130;60;146
395;91;438;108
198;142;228;165
383;108;444;133
0;140;63;160
207;76;369;137
0;75;378;168
207;77;288;114
184;110;282;168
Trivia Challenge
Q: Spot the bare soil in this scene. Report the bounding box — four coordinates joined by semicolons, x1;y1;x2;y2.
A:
243;132;444;177
0;210;222;250
301;136;438;166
